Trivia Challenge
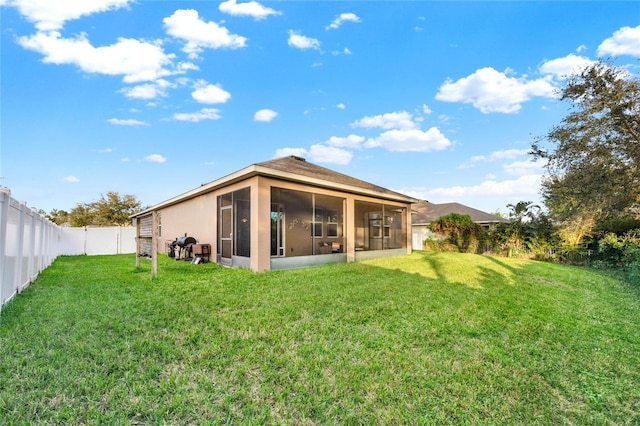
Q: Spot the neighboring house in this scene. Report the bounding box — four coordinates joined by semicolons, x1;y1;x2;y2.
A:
132;156;418;272
411;200;509;250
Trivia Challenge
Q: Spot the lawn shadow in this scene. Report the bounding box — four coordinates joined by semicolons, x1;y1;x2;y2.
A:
393;251;519;290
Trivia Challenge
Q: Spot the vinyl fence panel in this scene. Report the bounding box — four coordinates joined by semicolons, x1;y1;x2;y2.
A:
59;227;86;255
0;188;60;310
59;226;136;255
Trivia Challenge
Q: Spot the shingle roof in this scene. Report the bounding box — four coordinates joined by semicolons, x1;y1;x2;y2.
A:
255;156;416;202
412;200;509;225
132;156;417;217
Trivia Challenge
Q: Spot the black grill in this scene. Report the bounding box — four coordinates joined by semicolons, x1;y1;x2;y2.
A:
169;235;197;259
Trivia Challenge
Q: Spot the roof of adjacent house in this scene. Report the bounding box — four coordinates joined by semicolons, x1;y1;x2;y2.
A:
411;200;509;225
132;156;417;217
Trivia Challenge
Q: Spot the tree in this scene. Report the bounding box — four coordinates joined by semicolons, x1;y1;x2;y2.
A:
430;213;482;253
46;209;70;225
532;61;640;235
68;192;143;227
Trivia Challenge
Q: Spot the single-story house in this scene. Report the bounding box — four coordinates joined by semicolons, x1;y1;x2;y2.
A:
411;200;509;250
132;156;418;272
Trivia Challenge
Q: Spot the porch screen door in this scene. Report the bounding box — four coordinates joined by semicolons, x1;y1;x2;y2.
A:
220;205;232;265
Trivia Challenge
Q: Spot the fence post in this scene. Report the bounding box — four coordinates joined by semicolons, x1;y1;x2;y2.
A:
0;188;10;309
27;208;37;283
14;203;27;293
37;213;46;274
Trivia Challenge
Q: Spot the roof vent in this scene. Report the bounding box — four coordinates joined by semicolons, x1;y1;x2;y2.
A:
291;155;306;162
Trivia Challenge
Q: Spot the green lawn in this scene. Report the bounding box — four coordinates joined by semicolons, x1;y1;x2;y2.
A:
1;252;639;424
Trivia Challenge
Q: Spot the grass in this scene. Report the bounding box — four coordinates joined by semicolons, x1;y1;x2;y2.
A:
1;252;639;425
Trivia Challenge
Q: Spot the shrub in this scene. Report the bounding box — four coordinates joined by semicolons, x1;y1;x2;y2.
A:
593;230;640;285
429;213;483;254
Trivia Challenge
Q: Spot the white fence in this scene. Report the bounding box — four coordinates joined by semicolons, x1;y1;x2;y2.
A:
1;188;60;309
60;226;136;256
1;187;138;311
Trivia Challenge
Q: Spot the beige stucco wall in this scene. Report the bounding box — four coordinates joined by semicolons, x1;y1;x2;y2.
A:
156;178;259;256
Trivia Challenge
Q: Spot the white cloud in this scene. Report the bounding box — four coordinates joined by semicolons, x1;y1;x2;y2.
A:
219;0;281;20
365;128;452;152
308;145;353;165
274;147;307;158
337;103;346;109
120;83;168;100
121;157;130;162
163;9;247;58
287;30;320;50
435;67;557;113
420;174;542;199
5;0;131;31
326;13;361;30
325;134;365;149
191;81;231;104
18;31;176;83
332;47;352;56
351;111;417;130
144;154;166;163
598;25;640;58
107;118;149;126
539;54;594;79
421;104;432;115
502;159;546;177
97;148;112;153
63;175;79;183
460;148;530;169
172;108;221;122
254;109;278;122
470;149;530;163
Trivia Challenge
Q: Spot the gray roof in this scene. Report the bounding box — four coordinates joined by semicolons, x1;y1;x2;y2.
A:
255;156;416;202
412;200;509;225
133;156;417;217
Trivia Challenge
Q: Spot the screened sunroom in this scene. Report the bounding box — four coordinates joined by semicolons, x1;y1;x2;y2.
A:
132;156;417;272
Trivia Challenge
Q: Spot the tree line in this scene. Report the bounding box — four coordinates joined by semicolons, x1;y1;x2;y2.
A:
46;191;143;227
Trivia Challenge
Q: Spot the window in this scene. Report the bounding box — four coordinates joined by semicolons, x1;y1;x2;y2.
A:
313;208;323;237
326;209;339;237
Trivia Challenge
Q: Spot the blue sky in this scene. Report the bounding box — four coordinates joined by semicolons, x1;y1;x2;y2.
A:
1;1;639;215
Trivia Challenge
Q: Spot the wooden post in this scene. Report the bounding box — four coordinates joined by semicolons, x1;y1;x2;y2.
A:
151;211;158;278
134;217;140;269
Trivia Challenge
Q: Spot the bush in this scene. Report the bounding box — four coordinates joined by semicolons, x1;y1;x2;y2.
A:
429;213;483;254
595;217;640;236
593;230;640;285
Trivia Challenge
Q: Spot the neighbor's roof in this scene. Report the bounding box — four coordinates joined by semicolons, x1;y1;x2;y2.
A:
133;156;417;217
411;200;509;225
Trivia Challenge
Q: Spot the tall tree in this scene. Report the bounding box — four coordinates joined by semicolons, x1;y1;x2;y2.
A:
68;192;143;227
532;61;640;231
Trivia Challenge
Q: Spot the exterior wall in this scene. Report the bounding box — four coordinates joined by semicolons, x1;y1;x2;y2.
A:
155;178;259;259
156;192;216;255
